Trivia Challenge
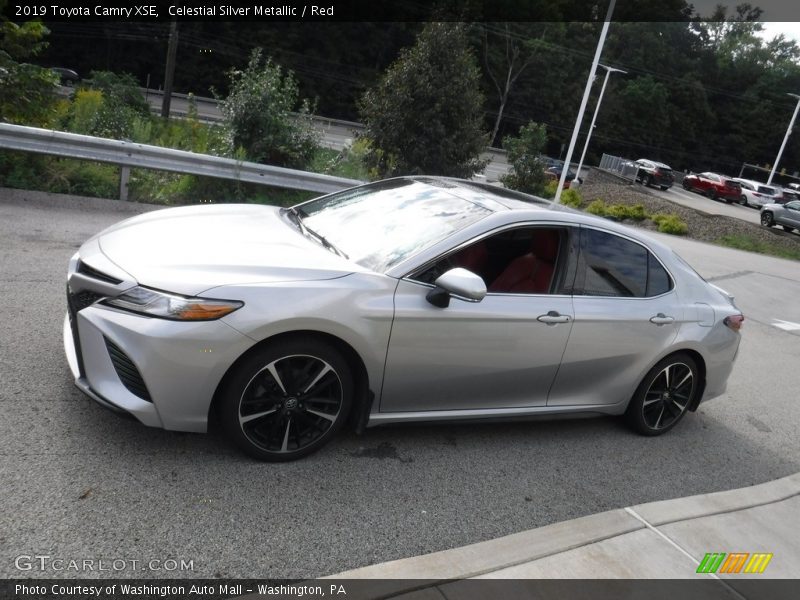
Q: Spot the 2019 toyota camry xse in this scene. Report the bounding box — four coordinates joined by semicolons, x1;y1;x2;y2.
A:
64;177;744;461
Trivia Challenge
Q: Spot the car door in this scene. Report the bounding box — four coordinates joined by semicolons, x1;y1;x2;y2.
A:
548;226;682;407
380;225;578;413
782;201;800;228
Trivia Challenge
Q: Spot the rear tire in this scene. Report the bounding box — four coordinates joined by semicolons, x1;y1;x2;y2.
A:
708;189;717;201
660;185;669;191
783;225;793;232
626;353;698;436
761;212;774;227
220;337;353;461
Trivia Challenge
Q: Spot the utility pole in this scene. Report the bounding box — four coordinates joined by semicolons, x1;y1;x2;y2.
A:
554;0;616;204
767;93;800;186
574;64;626;184
161;19;178;119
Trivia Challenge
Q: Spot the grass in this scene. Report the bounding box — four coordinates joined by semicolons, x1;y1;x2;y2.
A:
716;234;800;261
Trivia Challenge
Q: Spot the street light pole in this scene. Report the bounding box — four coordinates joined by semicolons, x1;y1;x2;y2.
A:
554;0;616;204
767;93;800;185
574;64;626;185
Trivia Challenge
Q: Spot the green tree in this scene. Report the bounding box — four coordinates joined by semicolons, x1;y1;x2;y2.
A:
500;121;548;195
359;22;489;179
0;1;58;125
215;48;319;169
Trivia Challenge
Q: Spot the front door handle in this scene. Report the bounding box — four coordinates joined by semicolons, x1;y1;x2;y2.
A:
537;311;571;325
650;313;675;325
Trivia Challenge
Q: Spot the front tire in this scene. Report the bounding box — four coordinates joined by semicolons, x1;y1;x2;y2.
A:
625;353;699;436
220;337;353;461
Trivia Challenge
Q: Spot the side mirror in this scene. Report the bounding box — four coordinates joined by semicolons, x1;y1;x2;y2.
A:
426;268;487;308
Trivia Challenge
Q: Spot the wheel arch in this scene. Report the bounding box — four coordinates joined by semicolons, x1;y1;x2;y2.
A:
627;347;707;413
208;330;373;434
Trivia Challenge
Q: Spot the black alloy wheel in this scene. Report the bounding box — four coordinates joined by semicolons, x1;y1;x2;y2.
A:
221;337;353;461
626;353;698;435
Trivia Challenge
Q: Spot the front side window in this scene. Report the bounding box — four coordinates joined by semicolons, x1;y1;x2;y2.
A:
577;229;672;298
412;227;569;295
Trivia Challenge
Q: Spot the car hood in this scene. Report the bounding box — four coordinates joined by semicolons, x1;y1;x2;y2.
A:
87;204;362;296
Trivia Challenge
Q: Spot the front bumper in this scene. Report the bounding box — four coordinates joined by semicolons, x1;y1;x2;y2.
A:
64;304;254;433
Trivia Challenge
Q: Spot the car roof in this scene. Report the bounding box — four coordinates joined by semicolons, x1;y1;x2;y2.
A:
638;159;671;168
396;175;674;245
734;178;774;187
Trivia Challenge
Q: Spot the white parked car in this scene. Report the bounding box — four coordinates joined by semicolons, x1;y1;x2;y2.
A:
731;178;779;208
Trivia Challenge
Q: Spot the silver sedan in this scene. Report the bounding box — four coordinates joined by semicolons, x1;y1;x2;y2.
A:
64;177;744;461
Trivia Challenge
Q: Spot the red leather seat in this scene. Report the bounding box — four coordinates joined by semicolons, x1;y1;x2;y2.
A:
489;230;560;294
450;241;488;276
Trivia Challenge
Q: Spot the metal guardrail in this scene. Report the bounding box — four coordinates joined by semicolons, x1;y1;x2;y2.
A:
0;123;363;200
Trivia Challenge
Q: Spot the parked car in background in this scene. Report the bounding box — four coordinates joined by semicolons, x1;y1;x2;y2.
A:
682;172;742;203
544;165;577;189
635;159;674;190
761;199;800;232
732;178;779;208
775;188;800;204
51;67;79;86
64;176;743;460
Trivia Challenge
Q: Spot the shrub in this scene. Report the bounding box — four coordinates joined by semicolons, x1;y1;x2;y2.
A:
66;89;104;134
215;48;320;169
652;213;688;235
586;199;608;215
359;22;489;179
541;180;558;199
0;18;59;125
559;187;583;208
500;121;548;195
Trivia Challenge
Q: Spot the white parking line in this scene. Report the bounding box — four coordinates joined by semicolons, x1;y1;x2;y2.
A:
773;319;800;332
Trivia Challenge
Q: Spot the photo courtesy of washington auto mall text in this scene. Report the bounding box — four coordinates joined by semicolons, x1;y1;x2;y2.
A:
10;581;349;599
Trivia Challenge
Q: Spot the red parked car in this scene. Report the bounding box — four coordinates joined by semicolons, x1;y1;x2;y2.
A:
682;172;742;203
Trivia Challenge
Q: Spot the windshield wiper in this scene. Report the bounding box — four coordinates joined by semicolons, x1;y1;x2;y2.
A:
282;206;349;259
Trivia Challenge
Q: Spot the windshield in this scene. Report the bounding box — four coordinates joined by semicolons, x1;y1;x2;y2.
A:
297;179;493;273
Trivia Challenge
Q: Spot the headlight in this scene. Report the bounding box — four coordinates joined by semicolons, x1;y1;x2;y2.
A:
103;286;243;321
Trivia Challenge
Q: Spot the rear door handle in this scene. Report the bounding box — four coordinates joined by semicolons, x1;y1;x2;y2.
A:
537;311;571;325
650;313;675;325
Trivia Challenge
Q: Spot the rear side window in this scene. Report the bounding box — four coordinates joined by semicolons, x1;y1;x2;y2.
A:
578;229;673;298
758;186;775;195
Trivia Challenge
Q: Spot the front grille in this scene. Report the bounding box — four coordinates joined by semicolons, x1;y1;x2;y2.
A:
78;261;122;285
104;337;152;402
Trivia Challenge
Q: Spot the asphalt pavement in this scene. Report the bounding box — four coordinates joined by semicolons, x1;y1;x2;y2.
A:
1;188;799;580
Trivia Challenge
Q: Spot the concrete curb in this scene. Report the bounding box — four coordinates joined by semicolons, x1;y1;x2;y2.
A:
327;472;800;583
633;472;800;527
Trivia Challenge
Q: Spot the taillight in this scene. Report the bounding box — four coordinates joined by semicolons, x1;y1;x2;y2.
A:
724;314;744;332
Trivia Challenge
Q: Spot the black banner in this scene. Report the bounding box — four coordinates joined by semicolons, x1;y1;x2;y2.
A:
6;0;800;23
3;579;800;600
